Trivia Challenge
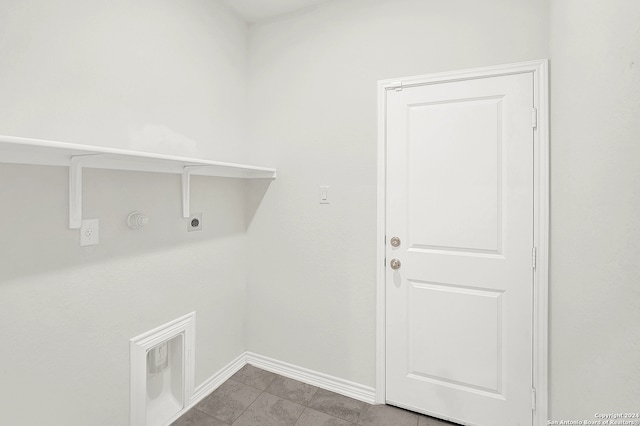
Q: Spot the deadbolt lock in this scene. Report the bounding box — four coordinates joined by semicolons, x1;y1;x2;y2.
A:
390;236;401;247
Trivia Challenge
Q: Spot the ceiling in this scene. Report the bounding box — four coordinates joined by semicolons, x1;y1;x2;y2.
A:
222;0;333;23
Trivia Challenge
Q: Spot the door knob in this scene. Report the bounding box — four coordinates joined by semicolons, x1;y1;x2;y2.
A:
390;259;401;270
390;236;401;247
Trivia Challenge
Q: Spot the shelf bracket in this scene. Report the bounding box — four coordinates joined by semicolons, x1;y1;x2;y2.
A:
182;166;205;218
69;154;103;229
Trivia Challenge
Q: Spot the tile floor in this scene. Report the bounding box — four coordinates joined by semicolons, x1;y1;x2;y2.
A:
172;364;457;426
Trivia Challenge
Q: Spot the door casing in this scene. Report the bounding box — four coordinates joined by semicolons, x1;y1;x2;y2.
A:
376;60;549;426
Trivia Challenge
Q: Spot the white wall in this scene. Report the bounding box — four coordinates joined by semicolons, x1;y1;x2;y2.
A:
3;0;638;422
246;0;549;388
0;168;248;424
0;0;247;161
0;1;251;424
549;0;640;420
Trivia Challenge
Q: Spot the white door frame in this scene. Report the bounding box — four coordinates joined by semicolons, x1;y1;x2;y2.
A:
376;60;549;426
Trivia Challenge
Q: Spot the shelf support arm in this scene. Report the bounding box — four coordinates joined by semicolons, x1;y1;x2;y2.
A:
182;166;205;218
181;168;191;218
69;156;85;229
69;154;104;229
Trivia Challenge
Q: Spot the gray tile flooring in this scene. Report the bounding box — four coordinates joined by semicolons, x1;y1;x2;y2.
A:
172;364;458;426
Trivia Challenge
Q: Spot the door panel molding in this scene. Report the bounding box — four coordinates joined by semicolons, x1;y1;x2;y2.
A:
376;60;549;426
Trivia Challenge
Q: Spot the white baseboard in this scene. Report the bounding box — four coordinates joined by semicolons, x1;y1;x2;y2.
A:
162;351;376;425
162;352;246;425
190;352;247;404
245;352;376;404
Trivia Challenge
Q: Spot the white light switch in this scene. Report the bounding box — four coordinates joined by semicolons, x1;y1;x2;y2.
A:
319;186;330;204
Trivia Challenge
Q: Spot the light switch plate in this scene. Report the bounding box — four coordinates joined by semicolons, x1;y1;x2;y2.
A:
319;186;330;204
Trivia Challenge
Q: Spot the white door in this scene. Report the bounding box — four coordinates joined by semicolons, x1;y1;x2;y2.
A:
385;72;534;426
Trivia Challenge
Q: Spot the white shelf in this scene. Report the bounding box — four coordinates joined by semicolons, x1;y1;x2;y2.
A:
0;135;277;229
0;135;276;178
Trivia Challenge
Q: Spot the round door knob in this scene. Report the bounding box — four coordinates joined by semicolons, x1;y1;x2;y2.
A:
390;258;401;270
390;237;401;247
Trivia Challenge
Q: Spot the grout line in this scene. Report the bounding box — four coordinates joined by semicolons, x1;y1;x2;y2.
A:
248;370;320;408
230;388;264;426
265;377;321;408
230;367;278;393
263;389;306;407
305;385;320;407
292;404;306;425
191;407;232;425
227;377;269;393
241;370;330;425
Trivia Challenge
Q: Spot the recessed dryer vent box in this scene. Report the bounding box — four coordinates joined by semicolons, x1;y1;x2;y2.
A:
130;313;195;426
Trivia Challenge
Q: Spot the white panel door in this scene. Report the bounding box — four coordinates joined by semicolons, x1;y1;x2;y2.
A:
385;72;534;426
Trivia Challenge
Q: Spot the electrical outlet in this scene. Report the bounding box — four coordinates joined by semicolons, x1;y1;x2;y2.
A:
80;218;99;246
188;213;202;232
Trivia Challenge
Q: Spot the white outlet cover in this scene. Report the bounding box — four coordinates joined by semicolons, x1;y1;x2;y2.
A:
80;218;100;246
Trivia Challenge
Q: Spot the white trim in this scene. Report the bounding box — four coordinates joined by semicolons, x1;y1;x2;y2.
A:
532;60;550;426
378;59;549;89
130;312;196;426
376;60;550;426
375;78;388;404
162;352;246;426
246;352;376;404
